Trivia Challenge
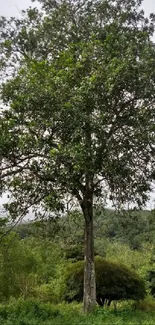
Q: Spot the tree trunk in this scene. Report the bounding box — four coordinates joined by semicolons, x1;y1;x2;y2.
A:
82;200;96;312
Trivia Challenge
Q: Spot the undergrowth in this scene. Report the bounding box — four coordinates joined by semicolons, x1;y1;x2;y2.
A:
0;298;155;325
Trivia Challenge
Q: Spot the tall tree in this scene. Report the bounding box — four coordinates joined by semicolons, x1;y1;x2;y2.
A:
0;0;155;312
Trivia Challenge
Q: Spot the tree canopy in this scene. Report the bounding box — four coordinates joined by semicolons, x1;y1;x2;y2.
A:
1;0;155;213
1;0;155;312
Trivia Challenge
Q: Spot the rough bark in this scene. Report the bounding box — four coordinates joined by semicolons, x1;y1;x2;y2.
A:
82;199;96;312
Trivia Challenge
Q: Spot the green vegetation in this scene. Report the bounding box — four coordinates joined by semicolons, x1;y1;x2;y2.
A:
0;299;155;325
1;0;155;311
0;207;154;323
64;257;146;305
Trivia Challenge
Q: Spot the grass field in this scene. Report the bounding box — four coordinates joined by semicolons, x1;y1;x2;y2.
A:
0;299;155;325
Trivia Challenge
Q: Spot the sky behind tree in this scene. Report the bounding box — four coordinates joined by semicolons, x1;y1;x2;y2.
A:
0;0;155;18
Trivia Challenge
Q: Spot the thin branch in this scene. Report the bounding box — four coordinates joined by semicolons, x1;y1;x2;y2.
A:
0;153;49;179
0;193;48;243
72;188;83;206
1;163;28;180
0;215;24;244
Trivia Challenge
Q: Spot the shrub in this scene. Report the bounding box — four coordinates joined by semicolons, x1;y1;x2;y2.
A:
64;256;146;306
0;298;61;320
133;296;155;311
146;269;155;297
65;245;84;261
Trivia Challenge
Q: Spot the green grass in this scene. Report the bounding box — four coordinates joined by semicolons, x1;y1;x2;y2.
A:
0;299;155;325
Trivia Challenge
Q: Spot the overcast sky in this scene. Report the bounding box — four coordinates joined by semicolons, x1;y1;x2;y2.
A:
0;0;155;211
0;0;155;17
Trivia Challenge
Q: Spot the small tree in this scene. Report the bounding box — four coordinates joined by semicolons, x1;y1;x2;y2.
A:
0;0;155;312
0;233;37;301
64;257;146;306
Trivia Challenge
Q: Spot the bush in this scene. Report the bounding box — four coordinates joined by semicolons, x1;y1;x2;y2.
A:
147;269;155;297
133;296;155;311
64;256;146;306
0;298;61;321
65;245;84;261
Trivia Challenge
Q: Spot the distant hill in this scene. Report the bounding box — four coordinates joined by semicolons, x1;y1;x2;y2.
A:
9;208;155;250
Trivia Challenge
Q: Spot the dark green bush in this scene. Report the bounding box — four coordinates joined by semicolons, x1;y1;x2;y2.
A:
65;245;84;261
147;269;155;297
64;256;146;305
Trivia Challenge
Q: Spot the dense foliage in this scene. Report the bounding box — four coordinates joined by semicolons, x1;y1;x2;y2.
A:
0;207;154;323
147;269;155;298
0;208;154;305
1;0;155;311
64;257;146;305
0;299;155;325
